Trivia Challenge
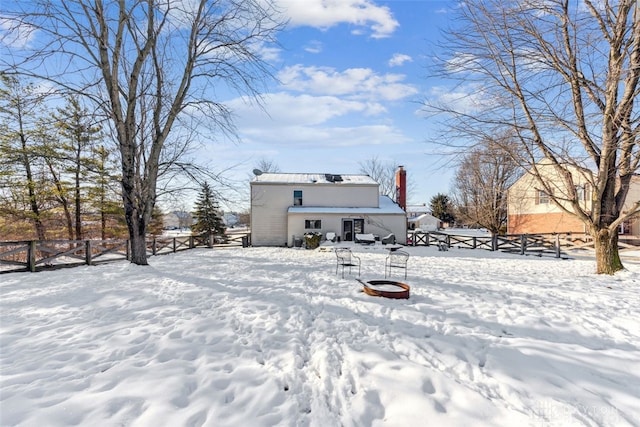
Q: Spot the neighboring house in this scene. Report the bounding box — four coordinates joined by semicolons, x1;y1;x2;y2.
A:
408;213;441;231
406;204;431;219
507;160;640;236
250;172;407;247
163;211;194;230
163;212;181;230
223;212;239;227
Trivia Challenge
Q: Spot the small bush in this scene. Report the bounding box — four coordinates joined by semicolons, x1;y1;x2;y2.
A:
304;232;322;249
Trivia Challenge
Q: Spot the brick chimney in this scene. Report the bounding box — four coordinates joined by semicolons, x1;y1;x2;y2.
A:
395;165;406;211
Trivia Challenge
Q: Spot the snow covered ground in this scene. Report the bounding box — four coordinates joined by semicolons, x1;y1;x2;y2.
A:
1;244;639;427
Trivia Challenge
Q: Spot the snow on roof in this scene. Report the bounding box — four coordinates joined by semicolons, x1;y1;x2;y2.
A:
288;195;405;215
408;213;441;223
251;172;377;185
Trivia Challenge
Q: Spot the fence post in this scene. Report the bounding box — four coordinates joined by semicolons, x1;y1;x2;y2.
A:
208;234;213;248
189;236;194;249
555;234;561;258
126;240;131;260
472;237;477;249
28;240;37;272
491;234;497;251
520;234;527;255
86;240;92;265
446;234;451;249
152;237;157;255
173;237;177;253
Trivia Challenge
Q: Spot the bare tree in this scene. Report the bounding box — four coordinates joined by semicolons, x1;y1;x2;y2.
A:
254;158;281;174
452;134;522;234
430;0;640;274
2;0;283;264
359;156;396;198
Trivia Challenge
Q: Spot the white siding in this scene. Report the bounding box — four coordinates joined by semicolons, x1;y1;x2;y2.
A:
288;183;379;207
623;176;640;235
250;185;289;246
250;179;403;246
287;213;407;245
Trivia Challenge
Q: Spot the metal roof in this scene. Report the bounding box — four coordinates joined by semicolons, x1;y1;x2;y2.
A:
251;173;377;185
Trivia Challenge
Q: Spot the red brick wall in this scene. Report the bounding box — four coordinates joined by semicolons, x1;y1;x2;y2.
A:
508;213;587;234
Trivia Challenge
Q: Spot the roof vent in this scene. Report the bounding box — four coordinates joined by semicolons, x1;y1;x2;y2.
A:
325;174;343;183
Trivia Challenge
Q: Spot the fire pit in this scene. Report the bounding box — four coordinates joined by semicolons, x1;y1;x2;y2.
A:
358;279;410;299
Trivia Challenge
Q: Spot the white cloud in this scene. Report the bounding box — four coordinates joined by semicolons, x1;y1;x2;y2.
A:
428;83;492;115
0;16;37;49
303;40;323;54
228;92;384;127
445;52;481;74
242;123;409;148
222;91;412;149
388;53;412;67
254;41;282;62
278;64;418;101
278;0;399;38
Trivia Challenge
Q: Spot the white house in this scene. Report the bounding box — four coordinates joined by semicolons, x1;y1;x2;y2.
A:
250;172;407;247
407;213;441;231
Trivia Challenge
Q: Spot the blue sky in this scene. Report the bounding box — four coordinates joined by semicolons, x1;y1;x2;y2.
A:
210;0;457;209
0;0;459;211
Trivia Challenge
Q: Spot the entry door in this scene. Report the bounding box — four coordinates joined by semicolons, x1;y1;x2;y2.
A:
342;219;353;242
342;219;364;241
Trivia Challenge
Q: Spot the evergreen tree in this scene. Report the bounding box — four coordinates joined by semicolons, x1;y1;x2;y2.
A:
0;74;50;239
148;205;165;236
51;96;103;240
86;144;125;239
430;193;456;226
192;183;225;238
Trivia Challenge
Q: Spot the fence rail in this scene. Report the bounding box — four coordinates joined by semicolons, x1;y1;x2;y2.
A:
0;232;251;274
408;231;639;258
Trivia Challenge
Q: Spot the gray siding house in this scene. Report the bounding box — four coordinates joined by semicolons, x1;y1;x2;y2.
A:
250;173;407;247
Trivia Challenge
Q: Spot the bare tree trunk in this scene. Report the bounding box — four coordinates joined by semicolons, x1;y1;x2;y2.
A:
127;211;148;265
101;210;107;241
46;159;74;241
20;130;46;240
594;229;623;275
27;177;46;240
74;162;82;240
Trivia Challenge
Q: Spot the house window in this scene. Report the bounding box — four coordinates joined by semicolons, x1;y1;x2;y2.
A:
618;220;632;235
293;190;302;206
536;190;549;204
583;183;591;201
305;219;321;229
575;184;591;202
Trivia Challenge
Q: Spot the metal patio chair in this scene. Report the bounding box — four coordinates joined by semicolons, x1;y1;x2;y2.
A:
335;248;361;278
385;250;409;279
